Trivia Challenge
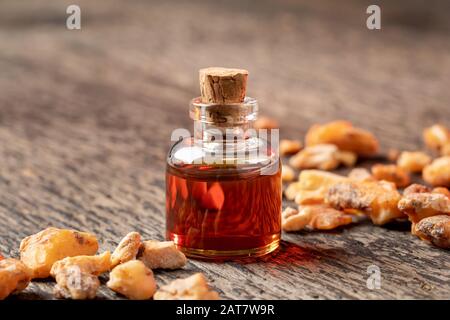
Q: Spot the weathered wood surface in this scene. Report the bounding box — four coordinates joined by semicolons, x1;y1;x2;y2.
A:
0;0;449;300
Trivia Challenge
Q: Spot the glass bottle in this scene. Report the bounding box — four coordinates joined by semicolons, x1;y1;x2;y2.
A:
166;96;281;260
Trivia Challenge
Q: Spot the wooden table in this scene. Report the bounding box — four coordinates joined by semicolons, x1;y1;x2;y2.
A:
0;0;449;300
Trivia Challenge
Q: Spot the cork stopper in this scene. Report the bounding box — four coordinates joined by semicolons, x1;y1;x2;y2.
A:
199;67;248;104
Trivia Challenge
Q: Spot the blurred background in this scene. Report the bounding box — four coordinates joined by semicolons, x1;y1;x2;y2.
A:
0;0;449;200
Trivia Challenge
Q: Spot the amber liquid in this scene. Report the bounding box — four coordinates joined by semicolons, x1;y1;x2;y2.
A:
166;162;281;259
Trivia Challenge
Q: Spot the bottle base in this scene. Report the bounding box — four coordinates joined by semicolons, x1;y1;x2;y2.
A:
171;236;280;261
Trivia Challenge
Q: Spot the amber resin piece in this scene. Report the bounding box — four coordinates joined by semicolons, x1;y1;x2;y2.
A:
423;124;450;152
20;227;98;278
111;232;141;268
371;164;411;188
107;260;157;300
305;120;379;156
309;207;353;230
335;150;358;167
403;184;450;198
53;265;100;300
413;215;450;249
284;181;301;200
398;192;450;223
0;258;32;300
290;170;348;204
423;156;450;187
199;67;248;104
154;273;220;300
348;168;374;182
50;251;112;277
253;116;279;129
280;139;302;155
281;165;295;182
326;180;404;225
433;187;450;198
282;207;307;231
289;144;339;171
397;151;431;173
50;252;111;300
387;148;400;162
289;144;356;171
282;205;352;232
138;240;187;270
403;183;431;196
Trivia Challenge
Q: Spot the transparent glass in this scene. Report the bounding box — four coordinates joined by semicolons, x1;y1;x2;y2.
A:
166;97;281;260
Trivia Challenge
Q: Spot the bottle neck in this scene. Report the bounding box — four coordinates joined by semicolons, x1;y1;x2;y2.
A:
189;96;258;144
193;120;254;144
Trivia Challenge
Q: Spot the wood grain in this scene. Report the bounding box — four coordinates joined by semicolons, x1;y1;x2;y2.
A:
0;0;449;300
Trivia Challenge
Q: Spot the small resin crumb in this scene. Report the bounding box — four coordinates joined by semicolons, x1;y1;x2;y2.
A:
414;215;450;249
280;139;302;155
154;273;220;300
111;232;141;268
282;205;352;231
0;258;32;300
290;170;348;205
326;180;404;225
289;144;356;171
371;164;411;188
20;227;98;278
387;148;400;162
281;165;295;182
107;260;156;300
423;124;450;152
398;192;450;223
305;120;379;156
50;252;111;300
138;240;187;270
397;151;431;173
53;265;100;300
51;251;112;277
348;168;374;182
403;183;431;196
423;156;450;187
